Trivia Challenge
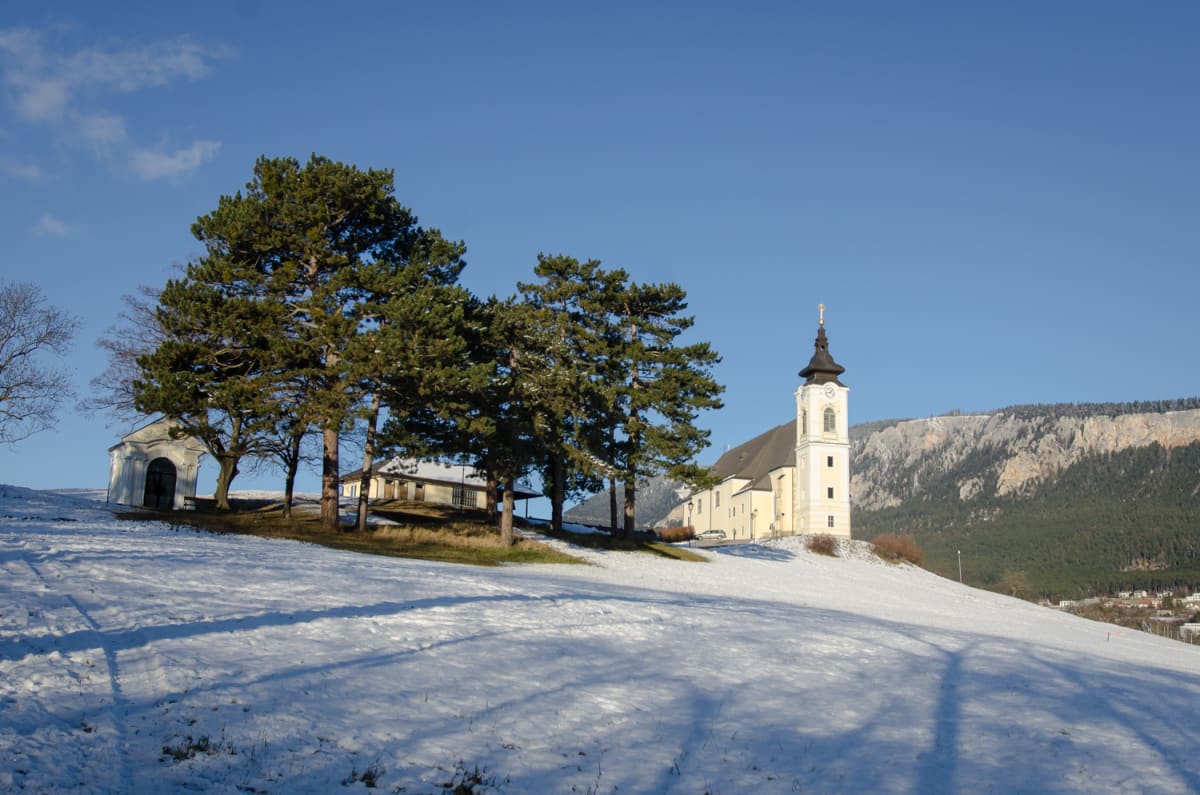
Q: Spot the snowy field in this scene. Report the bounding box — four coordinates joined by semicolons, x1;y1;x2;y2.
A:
3;486;1199;794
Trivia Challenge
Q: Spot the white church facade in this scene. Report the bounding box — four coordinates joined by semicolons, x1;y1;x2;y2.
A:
683;307;851;541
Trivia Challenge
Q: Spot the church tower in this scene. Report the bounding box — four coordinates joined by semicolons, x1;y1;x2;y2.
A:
794;305;851;538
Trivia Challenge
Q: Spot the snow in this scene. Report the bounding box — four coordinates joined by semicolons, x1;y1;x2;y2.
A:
3;485;1199;794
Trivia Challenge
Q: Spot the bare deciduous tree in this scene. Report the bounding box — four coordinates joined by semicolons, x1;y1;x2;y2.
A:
0;281;79;444
81;283;164;423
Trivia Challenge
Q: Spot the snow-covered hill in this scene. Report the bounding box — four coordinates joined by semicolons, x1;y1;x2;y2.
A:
3;485;1199;794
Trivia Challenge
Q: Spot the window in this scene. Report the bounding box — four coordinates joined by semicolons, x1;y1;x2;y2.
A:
827;515;835;528
452;486;477;509
827;487;834;499
827;455;834;468
824;407;836;433
715;492;720;507
801;409;807;435
697;500;702;515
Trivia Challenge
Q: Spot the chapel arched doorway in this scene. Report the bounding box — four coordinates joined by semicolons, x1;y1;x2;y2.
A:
143;457;177;509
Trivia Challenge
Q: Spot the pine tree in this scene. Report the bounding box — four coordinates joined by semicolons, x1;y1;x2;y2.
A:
516;255;622;530
134;268;282;509
604;280;724;535
139;155;467;526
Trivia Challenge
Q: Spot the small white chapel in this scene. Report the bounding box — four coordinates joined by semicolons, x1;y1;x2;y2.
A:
683;306;851;541
107;416;206;510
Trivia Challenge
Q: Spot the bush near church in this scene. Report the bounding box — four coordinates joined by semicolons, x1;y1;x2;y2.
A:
870;534;925;567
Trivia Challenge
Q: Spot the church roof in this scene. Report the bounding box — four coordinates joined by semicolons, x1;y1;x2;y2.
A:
709;419;796;490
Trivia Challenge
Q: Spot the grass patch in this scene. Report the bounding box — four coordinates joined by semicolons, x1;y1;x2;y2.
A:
120;499;582;567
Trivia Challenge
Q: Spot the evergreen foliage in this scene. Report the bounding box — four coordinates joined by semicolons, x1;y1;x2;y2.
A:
137;154;468;525
854;441;1200;598
132;156;725;533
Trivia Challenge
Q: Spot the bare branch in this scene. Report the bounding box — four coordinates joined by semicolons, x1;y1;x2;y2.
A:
0;281;79;444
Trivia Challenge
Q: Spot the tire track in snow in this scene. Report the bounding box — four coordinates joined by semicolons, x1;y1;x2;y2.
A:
17;544;138;794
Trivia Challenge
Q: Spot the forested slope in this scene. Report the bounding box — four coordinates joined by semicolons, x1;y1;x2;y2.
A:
851;400;1200;597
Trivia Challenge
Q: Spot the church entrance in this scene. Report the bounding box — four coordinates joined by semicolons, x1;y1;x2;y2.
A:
143;457;177;509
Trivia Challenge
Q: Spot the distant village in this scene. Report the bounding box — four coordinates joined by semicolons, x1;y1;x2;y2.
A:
1052;591;1200;645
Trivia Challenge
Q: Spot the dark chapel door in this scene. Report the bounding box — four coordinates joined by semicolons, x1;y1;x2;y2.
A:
143;457;177;509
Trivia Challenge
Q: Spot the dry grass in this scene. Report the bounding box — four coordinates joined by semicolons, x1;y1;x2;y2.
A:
806;533;838;557
121;498;709;566
870;533;925;567
120;499;582;567
656;526;695;543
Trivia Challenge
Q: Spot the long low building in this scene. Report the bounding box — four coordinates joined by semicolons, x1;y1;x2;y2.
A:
340;458;539;510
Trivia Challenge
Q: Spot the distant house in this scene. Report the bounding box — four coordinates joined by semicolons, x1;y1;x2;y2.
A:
107;417;206;510
340;458;539;510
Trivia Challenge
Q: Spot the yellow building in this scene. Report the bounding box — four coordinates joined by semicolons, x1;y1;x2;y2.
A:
684;308;851;540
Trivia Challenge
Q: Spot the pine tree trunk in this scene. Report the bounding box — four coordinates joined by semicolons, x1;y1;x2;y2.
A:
622;478;636;537
281;428;301;519
499;481;515;546
485;474;498;525
356;394;380;533
213;455;238;511
321;426;340;531
609;476;618;533
550;453;565;531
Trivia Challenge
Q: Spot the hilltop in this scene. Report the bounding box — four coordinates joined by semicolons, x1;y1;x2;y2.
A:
3;485;1200;793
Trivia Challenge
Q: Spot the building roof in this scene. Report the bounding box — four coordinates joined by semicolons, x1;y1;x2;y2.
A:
108;416;207;456
709;419;796;491
341;457;540;500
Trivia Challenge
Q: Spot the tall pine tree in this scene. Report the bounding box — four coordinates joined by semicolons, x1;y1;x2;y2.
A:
141;155;467;527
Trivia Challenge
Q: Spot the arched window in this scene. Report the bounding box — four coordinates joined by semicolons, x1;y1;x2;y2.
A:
823;407;836;433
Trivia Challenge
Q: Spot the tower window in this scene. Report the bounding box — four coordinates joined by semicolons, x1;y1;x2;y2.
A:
827;487;834;499
824;408;836;433
801;409;807;434
715;492;720;507
827;515;835;528
827;455;834;468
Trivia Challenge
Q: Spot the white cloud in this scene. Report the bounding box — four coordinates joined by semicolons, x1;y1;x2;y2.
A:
65;39;217;92
14;76;70;123
32;211;69;237
0;156;45;183
78;111;128;154
0;27;228;178
131;139;221;180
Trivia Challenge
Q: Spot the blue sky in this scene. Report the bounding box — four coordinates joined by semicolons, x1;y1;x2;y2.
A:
1;1;1197;500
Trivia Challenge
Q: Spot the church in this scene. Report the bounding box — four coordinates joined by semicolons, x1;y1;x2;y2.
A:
682;307;851;541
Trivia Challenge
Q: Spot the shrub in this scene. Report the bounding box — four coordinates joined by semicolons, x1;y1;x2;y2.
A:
656;526;695;543
806;533;838;557
870;534;925;567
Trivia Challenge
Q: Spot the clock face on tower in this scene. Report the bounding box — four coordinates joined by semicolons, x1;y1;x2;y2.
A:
823;384;836;399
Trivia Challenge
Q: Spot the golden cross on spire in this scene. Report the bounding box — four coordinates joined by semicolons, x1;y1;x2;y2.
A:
818;303;825;326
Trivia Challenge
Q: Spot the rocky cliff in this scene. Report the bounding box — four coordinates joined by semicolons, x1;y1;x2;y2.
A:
852;404;1200;509
851;399;1200;596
